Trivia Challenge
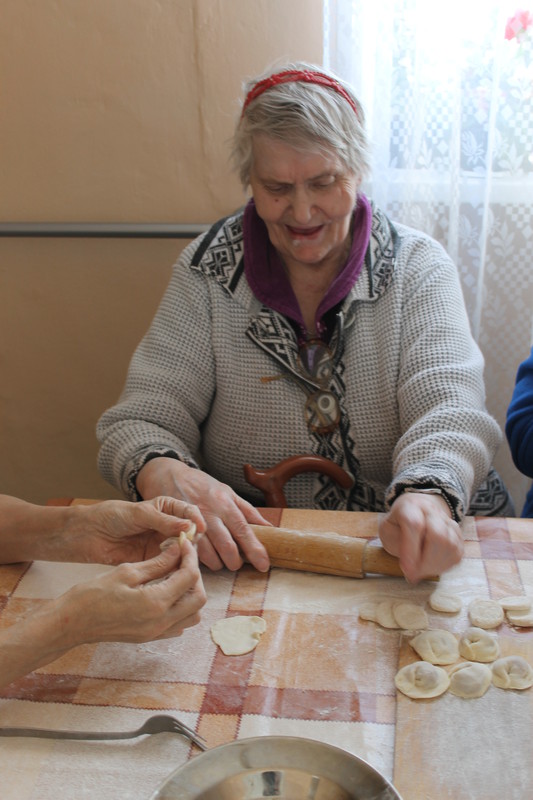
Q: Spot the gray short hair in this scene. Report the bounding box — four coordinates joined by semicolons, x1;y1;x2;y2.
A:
231;61;370;189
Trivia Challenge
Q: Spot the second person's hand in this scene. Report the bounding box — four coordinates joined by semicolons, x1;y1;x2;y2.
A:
57;537;206;647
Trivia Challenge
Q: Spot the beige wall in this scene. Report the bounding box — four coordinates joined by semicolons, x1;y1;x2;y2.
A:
0;0;324;503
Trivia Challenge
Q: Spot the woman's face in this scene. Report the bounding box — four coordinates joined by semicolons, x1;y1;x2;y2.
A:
249;134;359;274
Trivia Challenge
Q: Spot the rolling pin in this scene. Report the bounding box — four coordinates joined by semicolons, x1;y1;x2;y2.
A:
250;524;433;580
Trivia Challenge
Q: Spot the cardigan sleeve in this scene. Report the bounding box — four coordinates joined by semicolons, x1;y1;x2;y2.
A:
96;236;217;499
384;231;503;519
506;347;533;480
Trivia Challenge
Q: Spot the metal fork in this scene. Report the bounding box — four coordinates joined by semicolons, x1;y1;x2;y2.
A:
0;713;207;750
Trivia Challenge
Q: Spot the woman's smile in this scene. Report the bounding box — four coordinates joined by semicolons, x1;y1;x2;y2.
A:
250;134;359;275
286;223;325;243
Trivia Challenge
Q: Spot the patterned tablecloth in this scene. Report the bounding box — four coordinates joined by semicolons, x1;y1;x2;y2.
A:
1;503;533;800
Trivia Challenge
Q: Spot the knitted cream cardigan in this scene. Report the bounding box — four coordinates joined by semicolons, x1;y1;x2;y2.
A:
97;203;511;518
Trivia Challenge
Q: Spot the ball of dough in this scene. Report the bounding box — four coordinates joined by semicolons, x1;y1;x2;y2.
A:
468;598;504;629
429;590;462;614
498;595;532;613
410;629;459;665
394;661;450;699
448;661;492;698
492;656;533;690
458;627;500;663
393;601;428;630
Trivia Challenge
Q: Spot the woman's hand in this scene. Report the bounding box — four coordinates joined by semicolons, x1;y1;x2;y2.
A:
378;492;464;583
136;458;271;572
0;539;206;688
63;496;206;565
58;538;206;645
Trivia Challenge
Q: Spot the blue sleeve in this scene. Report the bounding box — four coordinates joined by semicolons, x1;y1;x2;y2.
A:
506;347;533;479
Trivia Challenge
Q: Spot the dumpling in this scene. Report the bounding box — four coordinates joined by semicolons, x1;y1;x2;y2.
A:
458;627;500;663
410;629;459;665
395;661;450;699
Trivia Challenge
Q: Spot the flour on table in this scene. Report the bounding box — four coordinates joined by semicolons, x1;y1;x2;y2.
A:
458;626;500;663
468;598;504;629
210;616;266;656
448;661;492;698
395;661;450;699
492;656;533;690
410;629;459;665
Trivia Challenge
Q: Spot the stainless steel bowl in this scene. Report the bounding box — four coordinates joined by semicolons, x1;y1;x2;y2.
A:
150;736;402;799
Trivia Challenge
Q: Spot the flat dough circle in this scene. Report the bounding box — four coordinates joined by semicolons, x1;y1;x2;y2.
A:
458;626;500;663
506;610;533;628
358;601;378;622
499;595;532;612
210;616;266;656
448;661;492;698
395;661;450;699
468;598;504;629
492;656;533;690
375;600;399;629
429;590;462;614
393;601;428;630
410;629;459;665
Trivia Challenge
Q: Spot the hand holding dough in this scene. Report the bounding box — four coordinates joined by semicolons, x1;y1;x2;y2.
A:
160;523;199;550
210;615;266;656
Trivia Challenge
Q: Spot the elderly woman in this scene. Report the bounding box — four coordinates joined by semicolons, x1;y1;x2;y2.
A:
97;62;512;583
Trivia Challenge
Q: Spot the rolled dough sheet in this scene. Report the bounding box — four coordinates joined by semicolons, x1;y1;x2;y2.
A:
210;615;267;656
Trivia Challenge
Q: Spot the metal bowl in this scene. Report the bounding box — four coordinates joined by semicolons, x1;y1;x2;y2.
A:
150;736;402;799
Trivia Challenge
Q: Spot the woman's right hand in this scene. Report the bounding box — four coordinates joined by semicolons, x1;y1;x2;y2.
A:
59;538;206;647
136;457;271;573
0;539;206;690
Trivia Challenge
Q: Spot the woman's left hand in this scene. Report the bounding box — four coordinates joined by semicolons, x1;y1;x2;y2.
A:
378;492;464;583
63;497;206;565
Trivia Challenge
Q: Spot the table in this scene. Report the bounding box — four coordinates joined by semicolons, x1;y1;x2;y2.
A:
1;503;533;799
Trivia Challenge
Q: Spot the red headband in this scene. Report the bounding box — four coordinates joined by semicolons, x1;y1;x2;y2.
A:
242;69;359;119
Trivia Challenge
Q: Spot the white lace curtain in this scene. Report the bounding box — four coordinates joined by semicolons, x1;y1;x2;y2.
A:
324;0;533;512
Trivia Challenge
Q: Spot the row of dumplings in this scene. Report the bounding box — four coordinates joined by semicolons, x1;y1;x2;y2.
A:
398;626;533;698
358;591;533;700
359;592;533;632
395;654;533;699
